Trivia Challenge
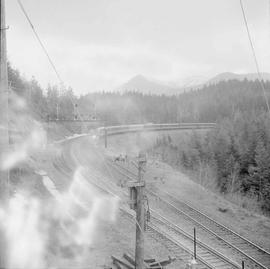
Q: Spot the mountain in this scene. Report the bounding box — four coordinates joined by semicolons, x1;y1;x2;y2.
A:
115;74;181;95
114;72;270;96
207;72;270;85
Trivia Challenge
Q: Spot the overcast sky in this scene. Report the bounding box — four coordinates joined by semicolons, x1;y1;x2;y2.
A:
6;0;270;94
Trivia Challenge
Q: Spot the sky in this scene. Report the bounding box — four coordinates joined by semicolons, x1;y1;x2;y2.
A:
5;0;270;94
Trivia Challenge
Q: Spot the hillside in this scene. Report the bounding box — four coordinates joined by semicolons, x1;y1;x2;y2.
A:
115;74;181;95
114;72;270;96
207;72;270;85
7;63;270;214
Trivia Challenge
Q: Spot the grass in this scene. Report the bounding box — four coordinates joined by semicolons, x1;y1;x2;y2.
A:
176;164;266;216
145;131;269;218
105;130;270;251
182;163;218;191
224;191;263;215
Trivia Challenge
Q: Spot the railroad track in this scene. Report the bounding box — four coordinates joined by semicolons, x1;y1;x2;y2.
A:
149;190;270;269
121;208;216;269
105;160;241;268
109;159;270;269
50;137;270;268
51;138;242;268
149;210;240;269
120;201;241;268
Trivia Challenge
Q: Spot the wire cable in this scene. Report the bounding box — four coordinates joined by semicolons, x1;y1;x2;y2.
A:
269;0;270;40
17;0;64;85
239;0;270;114
16;2;122;227
16;0;140;208
16;2;174;266
17;0;85;124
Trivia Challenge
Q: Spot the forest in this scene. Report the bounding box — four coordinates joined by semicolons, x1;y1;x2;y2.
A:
8;63;270;214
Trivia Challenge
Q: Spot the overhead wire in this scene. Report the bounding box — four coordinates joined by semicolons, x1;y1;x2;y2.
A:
15;0;117;220
17;0;270;120
239;0;270;115
17;0;64;85
17;0;83;122
15;1;186;265
16;2;165;264
268;0;270;70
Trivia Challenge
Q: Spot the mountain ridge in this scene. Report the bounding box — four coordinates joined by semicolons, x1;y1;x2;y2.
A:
114;74;179;95
114;72;270;95
206;72;270;85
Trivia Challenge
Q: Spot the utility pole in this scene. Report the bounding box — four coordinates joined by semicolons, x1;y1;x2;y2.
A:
193;228;197;260
0;0;9;201
0;0;9;267
127;152;146;269
74;103;78;120
56;103;59;120
104;116;107;148
104;128;107;148
135;152;146;269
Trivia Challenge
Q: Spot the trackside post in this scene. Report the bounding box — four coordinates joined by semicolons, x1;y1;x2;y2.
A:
104;127;107;148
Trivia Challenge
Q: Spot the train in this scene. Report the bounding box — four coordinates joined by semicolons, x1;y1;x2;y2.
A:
96;123;216;137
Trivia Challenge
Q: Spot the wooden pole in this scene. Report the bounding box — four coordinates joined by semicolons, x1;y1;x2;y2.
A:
193;227;197;260
104;116;107;148
56;103;59;120
104;128;107;148
0;0;9;202
0;0;9;267
135;152;146;269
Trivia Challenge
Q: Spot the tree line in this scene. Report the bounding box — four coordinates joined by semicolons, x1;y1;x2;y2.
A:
9;63;270;125
8;63;270;213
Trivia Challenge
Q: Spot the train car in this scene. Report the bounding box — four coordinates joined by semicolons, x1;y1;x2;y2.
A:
95;122;216;138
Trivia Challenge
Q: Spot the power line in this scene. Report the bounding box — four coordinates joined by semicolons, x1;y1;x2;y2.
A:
239;0;270;115
16;5;110;216
17;0;87;124
269;0;270;39
17;0;64;85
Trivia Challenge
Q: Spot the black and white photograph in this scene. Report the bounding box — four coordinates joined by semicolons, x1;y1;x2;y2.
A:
0;1;270;268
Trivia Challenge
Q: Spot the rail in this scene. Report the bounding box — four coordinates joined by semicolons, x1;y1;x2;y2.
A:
109;160;270;269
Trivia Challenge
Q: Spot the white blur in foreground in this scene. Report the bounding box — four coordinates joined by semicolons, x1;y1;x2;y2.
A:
0;166;120;269
1;125;47;170
1;92;47;171
0;194;46;269
69;167;120;245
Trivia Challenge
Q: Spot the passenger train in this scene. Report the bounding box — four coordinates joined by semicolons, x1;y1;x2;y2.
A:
96;123;216;137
